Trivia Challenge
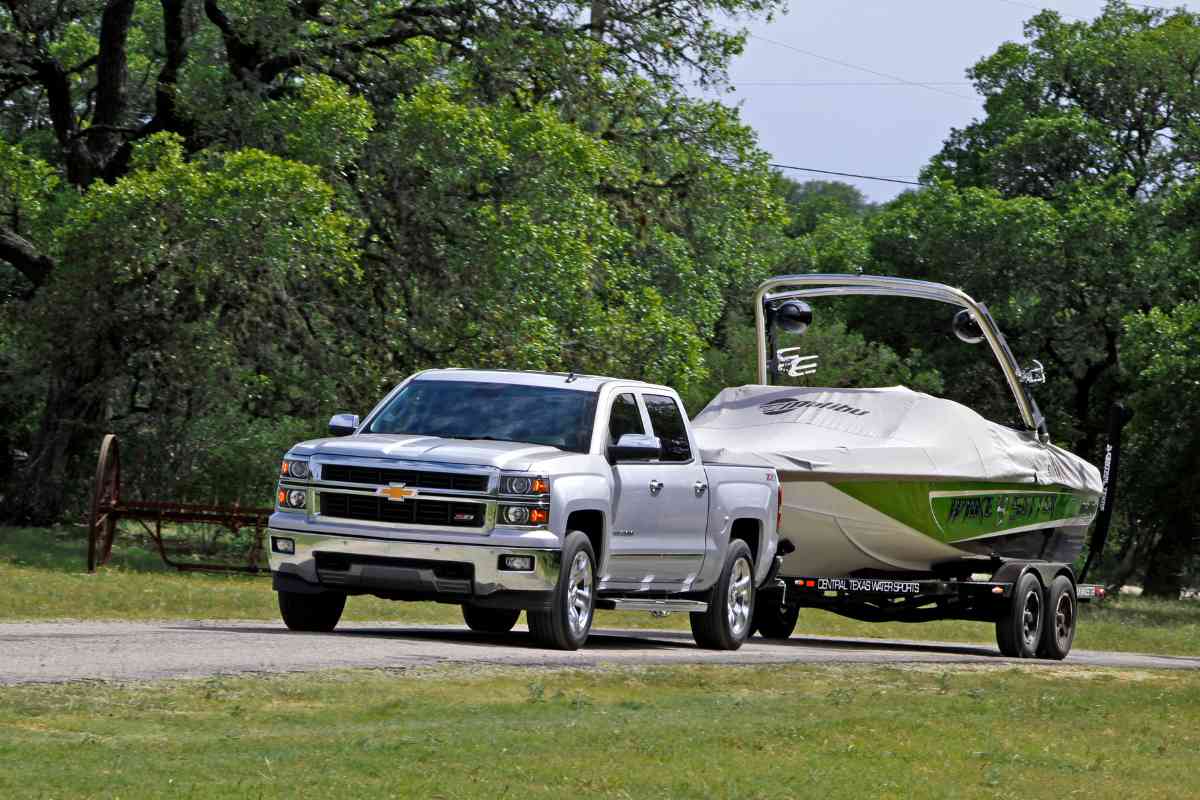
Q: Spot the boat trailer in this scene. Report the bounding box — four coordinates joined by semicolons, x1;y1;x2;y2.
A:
86;433;271;575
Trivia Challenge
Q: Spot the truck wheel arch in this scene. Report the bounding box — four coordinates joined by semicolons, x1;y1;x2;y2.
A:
729;518;761;569
565;509;605;573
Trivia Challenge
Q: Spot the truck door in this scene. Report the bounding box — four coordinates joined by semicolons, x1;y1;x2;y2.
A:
604;391;664;586
635;393;708;585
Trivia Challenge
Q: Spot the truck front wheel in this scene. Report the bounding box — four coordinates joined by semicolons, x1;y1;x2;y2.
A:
690;540;755;650
278;590;346;632
528;532;595;650
462;605;520;633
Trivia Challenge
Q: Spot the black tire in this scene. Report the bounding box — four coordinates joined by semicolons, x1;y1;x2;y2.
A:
753;595;800;640
1037;575;1077;660
690;539;755;650
995;572;1043;658
462;605;521;633
528;531;595;650
278;590;346;632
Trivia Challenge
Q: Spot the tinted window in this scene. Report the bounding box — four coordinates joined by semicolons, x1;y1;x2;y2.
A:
643;394;691;462
367;380;597;453
608;393;645;445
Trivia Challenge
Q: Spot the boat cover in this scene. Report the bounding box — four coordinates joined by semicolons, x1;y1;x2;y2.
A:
692;385;1102;495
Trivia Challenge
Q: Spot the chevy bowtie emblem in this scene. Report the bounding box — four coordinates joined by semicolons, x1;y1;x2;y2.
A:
376;483;419;502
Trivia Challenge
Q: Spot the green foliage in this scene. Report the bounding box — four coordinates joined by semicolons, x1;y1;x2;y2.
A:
777;177;874;237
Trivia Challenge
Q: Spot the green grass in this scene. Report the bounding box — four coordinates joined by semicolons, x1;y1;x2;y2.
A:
1;663;1197;799
2;526;1196;656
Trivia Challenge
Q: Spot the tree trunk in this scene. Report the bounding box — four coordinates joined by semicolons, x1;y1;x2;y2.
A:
1141;508;1195;598
6;361;107;525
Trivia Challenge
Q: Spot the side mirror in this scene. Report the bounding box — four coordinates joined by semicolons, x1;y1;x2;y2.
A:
329;413;360;437
608;433;661;463
952;309;985;344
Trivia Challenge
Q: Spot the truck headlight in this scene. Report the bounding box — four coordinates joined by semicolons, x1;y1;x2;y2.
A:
276;488;307;509
500;505;549;526
281;459;310;479
500;474;548;495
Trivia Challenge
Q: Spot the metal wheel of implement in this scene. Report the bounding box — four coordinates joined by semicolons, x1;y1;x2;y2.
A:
87;434;121;572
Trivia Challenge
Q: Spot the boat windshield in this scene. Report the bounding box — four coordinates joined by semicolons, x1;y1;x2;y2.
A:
365;379;598;453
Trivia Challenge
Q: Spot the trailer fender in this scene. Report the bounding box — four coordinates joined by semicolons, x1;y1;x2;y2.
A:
991;561;1076;595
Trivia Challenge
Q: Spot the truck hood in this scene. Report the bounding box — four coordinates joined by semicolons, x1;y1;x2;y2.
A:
287;434;571;472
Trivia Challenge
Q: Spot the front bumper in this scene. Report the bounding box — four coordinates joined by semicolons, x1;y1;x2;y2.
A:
268;528;561;607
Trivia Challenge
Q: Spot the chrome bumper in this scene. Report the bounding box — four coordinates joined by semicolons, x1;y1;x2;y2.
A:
267;528;561;596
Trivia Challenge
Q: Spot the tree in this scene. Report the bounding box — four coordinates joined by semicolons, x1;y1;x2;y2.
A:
0;0;787;521
1121;303;1200;595
776;177;873;237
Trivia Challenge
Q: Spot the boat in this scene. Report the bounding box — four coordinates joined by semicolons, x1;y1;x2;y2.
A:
691;274;1103;579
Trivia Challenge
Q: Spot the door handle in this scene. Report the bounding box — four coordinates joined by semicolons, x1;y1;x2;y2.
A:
648;479;663;496
694;481;708;496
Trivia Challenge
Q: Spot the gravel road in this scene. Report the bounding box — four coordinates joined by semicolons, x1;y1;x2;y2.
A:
1;621;1196;684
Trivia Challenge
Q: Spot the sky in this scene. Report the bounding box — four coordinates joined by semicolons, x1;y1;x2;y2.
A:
706;0;1191;202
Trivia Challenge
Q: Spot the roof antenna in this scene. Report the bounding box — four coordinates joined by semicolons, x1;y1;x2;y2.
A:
565;371;578;383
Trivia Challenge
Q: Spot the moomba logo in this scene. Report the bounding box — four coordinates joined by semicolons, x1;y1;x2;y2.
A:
760;398;870;417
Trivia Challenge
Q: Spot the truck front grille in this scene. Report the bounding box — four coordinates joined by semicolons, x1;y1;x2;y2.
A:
318;492;486;528
319;464;488;493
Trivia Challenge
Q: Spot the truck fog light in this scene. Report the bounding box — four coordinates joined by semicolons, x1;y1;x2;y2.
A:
500;555;535;571
502;505;530;525
272;537;295;555
287;489;306;508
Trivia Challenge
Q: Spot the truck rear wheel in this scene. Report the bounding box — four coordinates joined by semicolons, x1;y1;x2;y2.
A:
462;605;520;633
753;595;799;640
996;572;1043;658
690;539;755;650
278;590;346;632
528;532;595;650
1036;575;1076;660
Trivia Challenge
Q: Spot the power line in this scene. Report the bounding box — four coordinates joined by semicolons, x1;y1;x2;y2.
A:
769;162;927;186
749;34;977;101
736;80;972;87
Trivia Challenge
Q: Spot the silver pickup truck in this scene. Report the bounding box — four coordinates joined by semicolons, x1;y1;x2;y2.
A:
268;369;780;650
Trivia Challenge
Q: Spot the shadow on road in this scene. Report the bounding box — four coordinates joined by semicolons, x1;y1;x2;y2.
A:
164;622;999;657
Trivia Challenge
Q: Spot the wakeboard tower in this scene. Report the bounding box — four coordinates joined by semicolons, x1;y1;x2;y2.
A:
691;274;1119;660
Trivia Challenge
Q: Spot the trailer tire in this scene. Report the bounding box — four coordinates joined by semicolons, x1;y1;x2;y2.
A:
995;572;1043;658
278;590;346;632
690;540;755;650
1036;575;1076;660
462;605;521;633
753;596;799;640
528;532;595;650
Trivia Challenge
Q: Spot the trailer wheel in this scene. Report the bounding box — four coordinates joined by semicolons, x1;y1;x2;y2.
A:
278;590;346;632
462;605;521;633
690;540;755;650
1036;576;1076;660
995;572;1043;658
752;595;799;640
528;532;595;650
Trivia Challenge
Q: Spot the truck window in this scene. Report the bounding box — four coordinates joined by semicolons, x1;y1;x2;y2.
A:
608;393;645;444
643;394;692;462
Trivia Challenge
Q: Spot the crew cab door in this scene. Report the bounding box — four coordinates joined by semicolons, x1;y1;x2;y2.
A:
604;390;707;589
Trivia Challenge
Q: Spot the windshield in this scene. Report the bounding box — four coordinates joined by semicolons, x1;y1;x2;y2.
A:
366;379;598;453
